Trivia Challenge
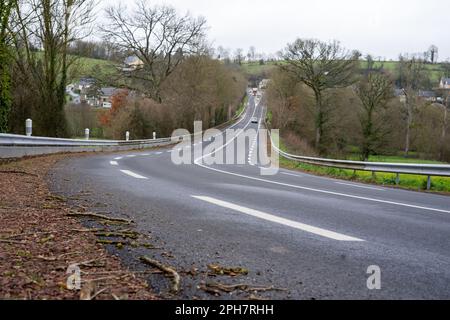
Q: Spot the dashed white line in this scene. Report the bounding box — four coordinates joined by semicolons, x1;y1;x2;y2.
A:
335;182;385;191
126;155;136;158
155;152;163;155
120;170;148;180
114;157;123;160
192;196;364;242
110;161;118;166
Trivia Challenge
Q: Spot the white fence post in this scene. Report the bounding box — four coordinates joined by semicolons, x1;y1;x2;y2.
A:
85;128;90;140
25;119;32;137
126;131;130;141
153;132;156;140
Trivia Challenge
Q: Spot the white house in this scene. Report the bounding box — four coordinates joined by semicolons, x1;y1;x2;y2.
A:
439;78;450;89
122;56;144;72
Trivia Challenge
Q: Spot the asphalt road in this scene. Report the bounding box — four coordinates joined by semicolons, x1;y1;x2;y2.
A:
50;94;450;300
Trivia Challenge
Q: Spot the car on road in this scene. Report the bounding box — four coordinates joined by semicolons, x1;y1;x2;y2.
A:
251;117;259;124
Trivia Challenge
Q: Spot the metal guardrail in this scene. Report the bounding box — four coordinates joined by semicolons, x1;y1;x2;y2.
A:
0;133;171;147
0;95;250;159
268;131;450;190
0;133;173;159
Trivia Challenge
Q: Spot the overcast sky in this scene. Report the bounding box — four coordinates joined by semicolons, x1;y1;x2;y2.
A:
101;0;450;61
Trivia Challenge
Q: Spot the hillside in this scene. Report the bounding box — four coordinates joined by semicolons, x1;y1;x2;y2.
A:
241;60;449;84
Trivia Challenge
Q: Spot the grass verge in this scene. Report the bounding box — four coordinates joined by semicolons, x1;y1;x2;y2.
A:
277;142;450;194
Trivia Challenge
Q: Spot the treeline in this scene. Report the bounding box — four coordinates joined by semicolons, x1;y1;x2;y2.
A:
0;0;246;139
267;39;450;162
95;56;246;140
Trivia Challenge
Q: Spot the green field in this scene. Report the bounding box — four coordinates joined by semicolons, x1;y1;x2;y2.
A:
240;62;277;76
241;60;448;84
69;56;118;81
346;154;446;165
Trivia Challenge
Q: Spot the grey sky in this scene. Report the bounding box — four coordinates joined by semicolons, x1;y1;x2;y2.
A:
102;0;450;61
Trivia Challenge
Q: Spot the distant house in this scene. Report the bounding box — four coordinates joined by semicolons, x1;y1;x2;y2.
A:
439;78;450;89
259;79;271;90
394;88;406;103
76;78;96;91
122;55;144;72
99;87;117;108
418;90;437;102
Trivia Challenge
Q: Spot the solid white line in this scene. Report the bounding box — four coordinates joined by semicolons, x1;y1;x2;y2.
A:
335;182;385;191
194;103;450;215
192;196;364;242
281;172;304;178
110;161;118;166
195;163;450;214
120;170;148;180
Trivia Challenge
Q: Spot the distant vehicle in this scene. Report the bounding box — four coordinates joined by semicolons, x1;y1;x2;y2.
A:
251;117;259;124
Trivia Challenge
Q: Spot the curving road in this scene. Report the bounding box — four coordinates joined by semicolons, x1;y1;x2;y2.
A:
50;94;450;299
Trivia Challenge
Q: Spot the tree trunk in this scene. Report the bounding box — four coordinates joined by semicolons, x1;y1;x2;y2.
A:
314;91;323;151
440;106;447;160
404;95;413;157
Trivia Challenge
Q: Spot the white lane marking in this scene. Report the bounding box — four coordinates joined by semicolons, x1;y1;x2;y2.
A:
141;153;151;156
155;152;163;155
120;170;148;180
114;157;123;160
195;163;450;214
335;182;385;191
126;155;136;158
192;196;364;242
281;172;304;178
197;103;258;161
194;102;450;215
167;150;172;153
110;161;118;166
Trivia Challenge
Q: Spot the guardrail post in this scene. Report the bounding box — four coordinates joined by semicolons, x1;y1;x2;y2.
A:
427;176;432;190
372;171;376;180
126;131;130;141
153;132;156;140
25;119;32;137
396;173;400;185
85;128;90;140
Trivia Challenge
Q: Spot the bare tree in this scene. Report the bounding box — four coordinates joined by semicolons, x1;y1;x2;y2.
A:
280;39;359;152
355;72;393;160
102;0;207;102
11;0;95;137
397;54;428;156
247;46;256;62
428;45;438;64
233;48;244;65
